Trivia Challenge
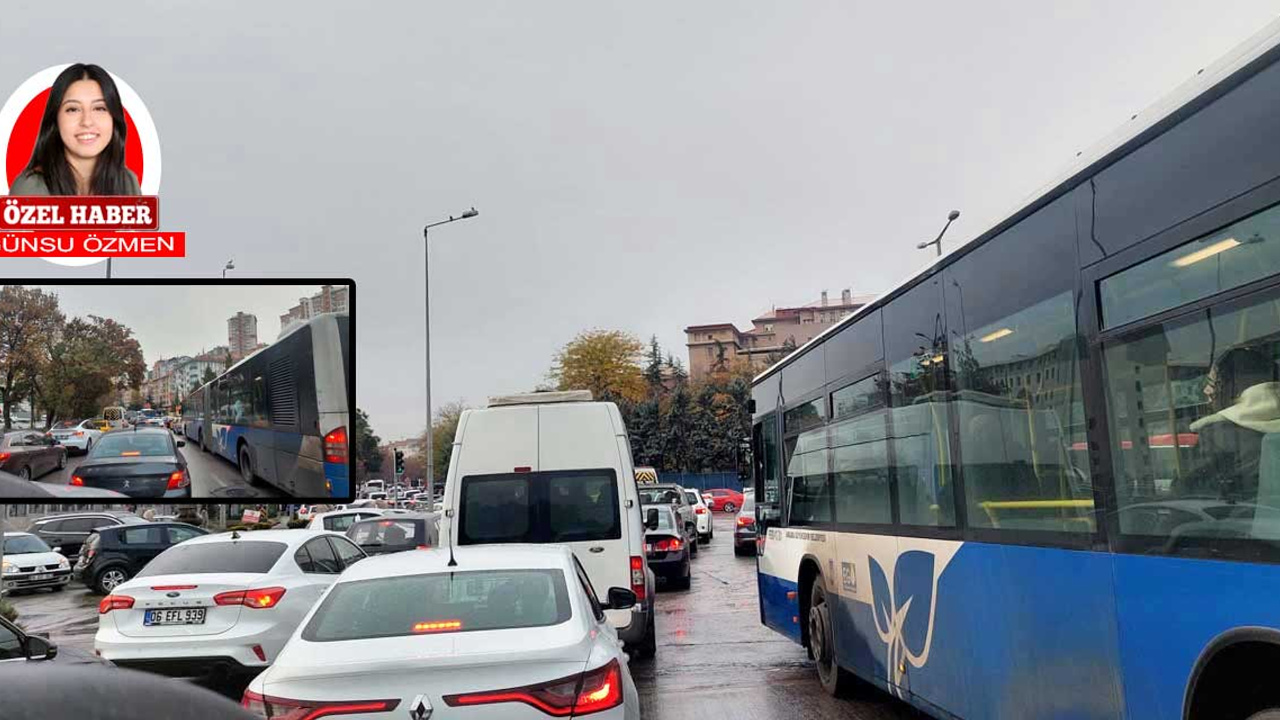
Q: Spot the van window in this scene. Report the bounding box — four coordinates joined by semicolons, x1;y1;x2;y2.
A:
458;470;621;545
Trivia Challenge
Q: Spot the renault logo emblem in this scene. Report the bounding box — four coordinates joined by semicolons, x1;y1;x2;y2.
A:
407;695;432;720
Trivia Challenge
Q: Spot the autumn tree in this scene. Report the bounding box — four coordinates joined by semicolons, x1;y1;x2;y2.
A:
548;330;645;404
0;286;64;429
423;401;468;483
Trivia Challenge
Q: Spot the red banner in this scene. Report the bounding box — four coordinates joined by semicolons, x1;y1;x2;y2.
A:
0;196;159;230
0;231;184;257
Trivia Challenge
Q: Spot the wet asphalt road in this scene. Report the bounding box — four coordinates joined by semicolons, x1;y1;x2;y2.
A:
34;430;272;499
6;513;923;718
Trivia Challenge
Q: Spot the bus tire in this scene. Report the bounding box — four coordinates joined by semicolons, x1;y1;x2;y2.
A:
810;577;855;698
238;444;263;486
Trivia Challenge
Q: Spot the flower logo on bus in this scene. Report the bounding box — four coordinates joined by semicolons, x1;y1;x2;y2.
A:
869;551;940;696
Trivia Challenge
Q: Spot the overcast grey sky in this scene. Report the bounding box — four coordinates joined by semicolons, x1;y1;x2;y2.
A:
28;285;327;364
1;2;1278;441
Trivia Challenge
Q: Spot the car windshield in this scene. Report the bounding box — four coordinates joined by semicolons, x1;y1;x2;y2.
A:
90;432;173;458
683;490;701;505
3;534;51;554
136;541;286;576
643;505;677;531
302;568;572;642
53;421;78;429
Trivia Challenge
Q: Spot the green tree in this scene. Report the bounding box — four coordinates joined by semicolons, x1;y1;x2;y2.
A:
353;408;382;483
644;336;664;394
37;316;145;424
549;329;645;403
663;384;694;472
201;366;217;385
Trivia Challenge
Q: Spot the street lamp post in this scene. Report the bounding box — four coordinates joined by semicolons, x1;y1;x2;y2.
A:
423;208;478;498
917;210;961;257
222;259;234;278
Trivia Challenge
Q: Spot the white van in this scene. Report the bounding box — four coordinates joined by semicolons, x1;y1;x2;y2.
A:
438;390;657;657
102;406;127;430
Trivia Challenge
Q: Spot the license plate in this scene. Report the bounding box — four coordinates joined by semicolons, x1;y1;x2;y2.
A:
144;608;207;626
32;573;52;581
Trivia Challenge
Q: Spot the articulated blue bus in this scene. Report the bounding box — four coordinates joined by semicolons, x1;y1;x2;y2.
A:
753;20;1280;720
183;313;350;498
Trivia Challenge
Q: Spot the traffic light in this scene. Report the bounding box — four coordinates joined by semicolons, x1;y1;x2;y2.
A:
394;449;405;476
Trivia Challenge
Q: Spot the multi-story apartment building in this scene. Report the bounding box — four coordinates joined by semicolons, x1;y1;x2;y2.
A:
228;312;259;361
685;288;875;381
279;284;349;332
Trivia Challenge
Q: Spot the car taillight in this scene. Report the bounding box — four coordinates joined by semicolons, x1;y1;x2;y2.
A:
324;426;348;464
695;506;707;515
241;689;399;719
167;470;190;491
737;516;754;527
443;658;623;717
653;537;683;552
98;595;134;614
215;586;286;609
70;475;84;486
73;431;84;437
630;556;646;602
0;452;11;462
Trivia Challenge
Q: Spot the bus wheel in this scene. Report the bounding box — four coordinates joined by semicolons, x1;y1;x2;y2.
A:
238;445;259;485
810;578;854;698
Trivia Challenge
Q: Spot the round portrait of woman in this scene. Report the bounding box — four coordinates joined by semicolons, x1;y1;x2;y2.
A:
10;63;140;196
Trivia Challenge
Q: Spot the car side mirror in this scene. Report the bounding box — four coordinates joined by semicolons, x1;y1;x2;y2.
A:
605;587;637;610
176;440;186;447
645;508;659;530
51;547;62;554
25;635;56;661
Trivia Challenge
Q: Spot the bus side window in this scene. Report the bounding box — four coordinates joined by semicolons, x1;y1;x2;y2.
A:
252;376;267;424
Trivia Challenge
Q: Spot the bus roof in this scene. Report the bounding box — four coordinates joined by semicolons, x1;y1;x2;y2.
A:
184;311;348;398
753;17;1280;387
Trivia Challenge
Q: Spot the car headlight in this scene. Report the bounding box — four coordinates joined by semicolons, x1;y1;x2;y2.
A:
1;561;12;574
58;557;70;569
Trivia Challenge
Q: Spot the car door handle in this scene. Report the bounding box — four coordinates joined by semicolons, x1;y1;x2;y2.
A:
588;546;605;553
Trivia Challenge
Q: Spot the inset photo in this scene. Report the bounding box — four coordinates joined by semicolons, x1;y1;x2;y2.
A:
0;281;352;502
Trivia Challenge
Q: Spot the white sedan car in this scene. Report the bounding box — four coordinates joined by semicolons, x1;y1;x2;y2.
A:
49;419;106;455
307;508;407;532
94;529;366;679
244;544;641;719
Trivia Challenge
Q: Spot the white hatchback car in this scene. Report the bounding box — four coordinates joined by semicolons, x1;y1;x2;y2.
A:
683;489;713;544
94;529;366;679
307;508;405;533
245;544;640;719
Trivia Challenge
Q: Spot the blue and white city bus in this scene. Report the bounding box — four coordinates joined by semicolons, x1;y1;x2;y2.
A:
182;313;350;498
753;20;1280;720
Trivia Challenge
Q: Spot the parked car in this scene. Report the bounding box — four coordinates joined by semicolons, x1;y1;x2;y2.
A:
734;490;757;556
637;484;698;556
26;511;146;558
642;504;692;590
94;529;366;680
2;532;71;593
344;513;438;555
703;488;745;513
0;430;67;481
70;428;191;499
0;471;128;501
244;544;640;719
49;419;106;455
439;390;658;658
684;488;713;543
74;522;209;595
0;613;112;666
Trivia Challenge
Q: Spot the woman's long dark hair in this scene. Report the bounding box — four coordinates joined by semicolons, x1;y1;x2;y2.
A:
22;63;132;195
